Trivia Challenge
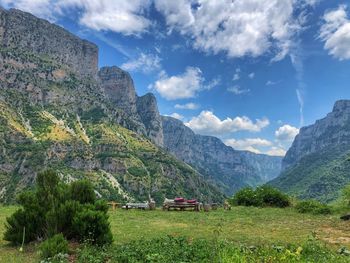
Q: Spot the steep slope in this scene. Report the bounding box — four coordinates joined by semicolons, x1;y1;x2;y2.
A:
162;116;282;195
0;7;224;203
270;100;350;202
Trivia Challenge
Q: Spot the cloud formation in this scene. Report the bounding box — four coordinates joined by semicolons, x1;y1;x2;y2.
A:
227;85;250;95
155;0;310;60
121;53;161;73
224;138;273;154
185;111;269;136
151;67;218;100
275;124;299;142
175;103;200;110
320;5;350;60
1;0;152;35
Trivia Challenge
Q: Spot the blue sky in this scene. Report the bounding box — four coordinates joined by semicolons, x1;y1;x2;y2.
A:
1;0;350;156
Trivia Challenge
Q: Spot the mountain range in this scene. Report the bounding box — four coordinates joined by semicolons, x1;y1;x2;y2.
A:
0;8;280;203
270;100;350;202
1;7;350;204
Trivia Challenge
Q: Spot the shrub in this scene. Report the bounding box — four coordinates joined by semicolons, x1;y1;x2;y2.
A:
4;170;113;246
295;200;332;215
73;208;113;245
256;186;290;208
230;186;290;208
70;180;96;204
39;234;68;260
229;187;261;207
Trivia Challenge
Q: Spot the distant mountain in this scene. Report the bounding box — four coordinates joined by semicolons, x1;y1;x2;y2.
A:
0;7;224;203
162;116;282;195
269;100;350;202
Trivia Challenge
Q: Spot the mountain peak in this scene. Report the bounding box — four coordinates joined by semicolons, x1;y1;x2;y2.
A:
333;100;350;113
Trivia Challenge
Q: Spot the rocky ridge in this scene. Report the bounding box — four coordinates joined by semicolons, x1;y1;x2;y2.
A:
162;116;282;195
270;100;350;202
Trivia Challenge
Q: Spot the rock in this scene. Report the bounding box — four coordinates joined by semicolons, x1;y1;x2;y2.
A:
270;100;350;202
162;116;282;195
137;93;163;146
0;8;98;77
340;214;350;221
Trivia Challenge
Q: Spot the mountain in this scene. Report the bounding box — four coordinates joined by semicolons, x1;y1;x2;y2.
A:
162;116;282;195
269;100;350;202
0;7;225;203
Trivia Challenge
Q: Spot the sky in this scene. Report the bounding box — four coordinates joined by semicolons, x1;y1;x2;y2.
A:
1;0;350;156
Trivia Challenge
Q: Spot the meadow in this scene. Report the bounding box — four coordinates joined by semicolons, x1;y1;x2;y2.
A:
0;205;349;262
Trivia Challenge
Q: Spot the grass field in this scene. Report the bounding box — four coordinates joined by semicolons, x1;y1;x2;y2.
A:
1;206;349;262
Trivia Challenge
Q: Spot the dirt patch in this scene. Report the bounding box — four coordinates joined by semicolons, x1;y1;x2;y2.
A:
320;227;350;244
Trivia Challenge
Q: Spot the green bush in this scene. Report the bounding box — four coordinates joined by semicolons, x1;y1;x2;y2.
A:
4;170;113;246
70;180;96;204
39;233;68;260
229;187;261;206
230;186;290;208
295;200;332;215
256;186;290;208
73;208;113;245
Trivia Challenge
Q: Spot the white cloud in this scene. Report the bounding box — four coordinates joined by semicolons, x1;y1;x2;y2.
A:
224;137;287;156
266;147;286;157
151;67;207;100
248;73;255;79
167;113;184;120
320;5;350;60
1;0;152;35
275;124;299;142
225;138;272;152
266;80;279;86
121;53;161;73
0;0;55;20
175;103;200;110
233;73;240;81
227;85;250;95
155;0;312;60
185;111;269;136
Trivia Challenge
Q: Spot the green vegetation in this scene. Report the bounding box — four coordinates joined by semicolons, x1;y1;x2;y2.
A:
229;186;290;208
295;200;332;215
39;234;68;260
4;170;112;260
1;206;350;262
270;146;350;203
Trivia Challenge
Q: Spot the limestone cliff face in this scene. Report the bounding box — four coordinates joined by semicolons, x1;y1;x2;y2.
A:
270;100;350;202
0;8;98;77
98;66;163;146
282;100;350;170
98;67;138;117
162;116;282;195
137;93;164;147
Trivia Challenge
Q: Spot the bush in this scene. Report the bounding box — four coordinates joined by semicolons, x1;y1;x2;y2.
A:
295;200;332;215
70;180;96;204
73;208;113;245
4;170;113;246
229;187;261;207
256;186;290;208
39;234;69;260
230;186;290;208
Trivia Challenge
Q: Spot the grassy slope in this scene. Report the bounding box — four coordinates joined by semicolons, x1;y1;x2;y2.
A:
270;146;350;202
1;206;349;262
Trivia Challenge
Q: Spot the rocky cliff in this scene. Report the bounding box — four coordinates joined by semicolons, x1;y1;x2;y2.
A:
270;100;350;202
98;66;163;146
0;7;223;203
0;7;98;77
162;116;282;195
